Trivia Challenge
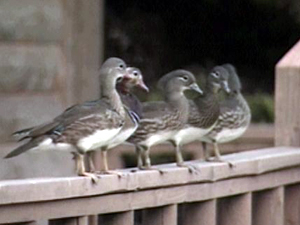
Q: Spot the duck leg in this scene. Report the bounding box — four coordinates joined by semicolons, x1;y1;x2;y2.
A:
174;143;198;174
202;142;211;161
136;145;144;169
207;142;233;167
131;145;145;172
139;146;164;174
95;150;124;177
86;151;96;172
74;153;98;183
143;147;151;169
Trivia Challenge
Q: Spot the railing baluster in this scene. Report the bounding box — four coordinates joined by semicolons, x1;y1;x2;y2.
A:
180;200;216;225
253;187;284;225
285;184;300;225
142;204;177;225
218;193;252;225
88;215;98;225
98;211;134;225
49;216;88;225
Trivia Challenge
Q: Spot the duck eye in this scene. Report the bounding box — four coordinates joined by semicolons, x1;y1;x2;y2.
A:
133;71;139;76
182;76;188;81
211;71;220;78
119;64;125;69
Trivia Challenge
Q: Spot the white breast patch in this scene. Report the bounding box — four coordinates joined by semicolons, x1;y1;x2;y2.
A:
77;127;122;152
107;127;137;149
215;126;248;143
141;130;176;147
172;126;212;145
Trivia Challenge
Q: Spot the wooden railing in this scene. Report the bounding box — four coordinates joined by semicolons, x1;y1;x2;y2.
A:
0;147;300;225
1;40;300;225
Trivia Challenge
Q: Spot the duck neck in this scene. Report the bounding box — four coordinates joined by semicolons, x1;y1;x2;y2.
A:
165;91;189;122
100;77;125;117
206;82;220;95
226;91;250;114
117;83;130;95
194;83;220;120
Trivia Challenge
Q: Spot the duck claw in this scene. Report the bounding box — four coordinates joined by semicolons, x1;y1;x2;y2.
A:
94;170;125;178
206;157;234;168
78;172;99;183
177;163;200;174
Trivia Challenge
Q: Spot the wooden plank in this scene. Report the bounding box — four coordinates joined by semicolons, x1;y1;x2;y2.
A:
275;40;300;146
285;183;300;225
218;193;252;225
253;187;284;225
1;167;300;224
98;211;134;225
1;147;300;205
88;215;98;225
142;205;177;225
180;200;216;225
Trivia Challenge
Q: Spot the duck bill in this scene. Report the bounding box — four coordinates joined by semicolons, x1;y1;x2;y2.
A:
221;80;231;94
189;83;203;95
137;80;149;92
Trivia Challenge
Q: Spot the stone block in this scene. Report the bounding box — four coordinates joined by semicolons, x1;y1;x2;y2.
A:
0;93;66;141
0;143;74;180
0;0;63;42
0;45;64;92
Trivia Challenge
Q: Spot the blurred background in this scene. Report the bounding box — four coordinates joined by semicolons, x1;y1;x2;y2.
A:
0;0;299;180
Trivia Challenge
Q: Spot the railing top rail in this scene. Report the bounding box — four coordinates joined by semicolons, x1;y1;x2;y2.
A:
0;147;300;206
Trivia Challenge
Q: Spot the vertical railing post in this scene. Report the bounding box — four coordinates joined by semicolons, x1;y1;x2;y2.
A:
218;193;252;225
285;184;300;225
275;40;300;147
252;187;284;225
275;40;300;225
180;200;217;225
98;211;134;225
142;205;177;225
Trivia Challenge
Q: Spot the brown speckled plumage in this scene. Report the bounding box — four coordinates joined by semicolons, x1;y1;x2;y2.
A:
204;93;250;141
128;104;184;144
128;70;202;170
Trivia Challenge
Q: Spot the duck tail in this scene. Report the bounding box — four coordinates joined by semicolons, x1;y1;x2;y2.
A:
4;137;48;159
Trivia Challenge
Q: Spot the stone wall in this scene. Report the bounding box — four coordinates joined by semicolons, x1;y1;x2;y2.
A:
0;0;103;142
0;0;103;180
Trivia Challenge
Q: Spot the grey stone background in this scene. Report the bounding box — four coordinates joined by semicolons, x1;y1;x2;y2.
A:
0;0;103;180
